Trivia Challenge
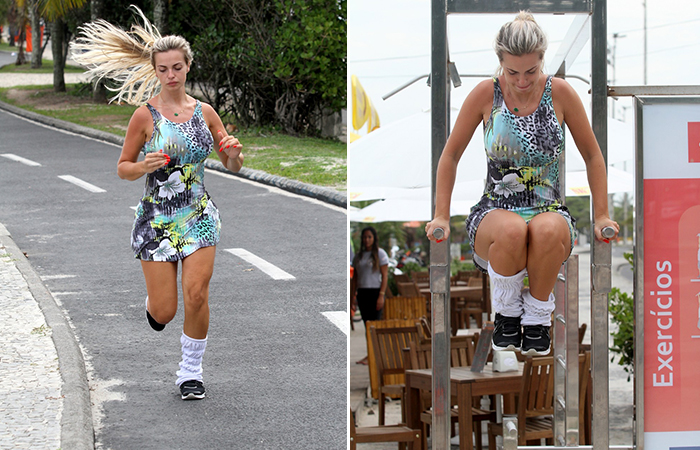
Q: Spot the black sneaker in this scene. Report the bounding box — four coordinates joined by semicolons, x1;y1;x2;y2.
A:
521;325;551;356
145;297;165;332
180;380;205;400
492;313;522;351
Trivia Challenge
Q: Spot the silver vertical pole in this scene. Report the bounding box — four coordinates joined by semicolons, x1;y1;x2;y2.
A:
590;1;611;448
431;1;451;448
430;228;451;450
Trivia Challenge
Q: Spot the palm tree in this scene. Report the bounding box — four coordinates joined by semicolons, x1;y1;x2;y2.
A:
43;0;87;92
17;0;87;91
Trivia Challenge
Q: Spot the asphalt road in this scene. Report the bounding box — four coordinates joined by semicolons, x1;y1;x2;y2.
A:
0;108;347;449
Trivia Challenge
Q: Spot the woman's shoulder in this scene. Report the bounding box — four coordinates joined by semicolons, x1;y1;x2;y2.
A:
550;76;577;99
129;104;154;125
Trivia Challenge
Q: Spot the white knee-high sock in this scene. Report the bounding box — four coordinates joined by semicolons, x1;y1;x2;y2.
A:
176;332;207;386
488;262;527;318
521;289;556;326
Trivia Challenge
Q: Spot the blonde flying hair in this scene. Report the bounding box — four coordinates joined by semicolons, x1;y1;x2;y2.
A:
71;5;193;105
494;11;548;75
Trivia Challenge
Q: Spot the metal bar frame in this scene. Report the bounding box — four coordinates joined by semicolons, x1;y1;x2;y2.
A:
429;1;608;449
632;95;700;450
633;96;646;450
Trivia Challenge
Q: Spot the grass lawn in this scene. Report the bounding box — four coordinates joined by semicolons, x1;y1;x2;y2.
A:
0;83;346;190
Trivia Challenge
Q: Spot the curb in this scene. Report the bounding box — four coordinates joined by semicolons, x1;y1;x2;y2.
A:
0;224;95;450
0;99;347;208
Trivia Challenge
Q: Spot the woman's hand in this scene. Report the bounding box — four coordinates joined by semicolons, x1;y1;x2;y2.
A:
376;293;385;311
217;130;242;159
593;217;620;243
425;217;450;242
143;149;170;173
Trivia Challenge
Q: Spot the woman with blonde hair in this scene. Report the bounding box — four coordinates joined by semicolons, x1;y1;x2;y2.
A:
72;6;243;400
425;12;618;355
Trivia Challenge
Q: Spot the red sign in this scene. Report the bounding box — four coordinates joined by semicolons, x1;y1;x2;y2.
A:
644;178;700;433
687;122;700;163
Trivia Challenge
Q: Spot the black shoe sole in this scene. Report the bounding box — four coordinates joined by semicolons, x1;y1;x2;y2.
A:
146;310;166;331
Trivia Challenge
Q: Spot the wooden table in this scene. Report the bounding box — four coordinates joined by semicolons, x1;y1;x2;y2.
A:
405;364;523;450
420;286;484;333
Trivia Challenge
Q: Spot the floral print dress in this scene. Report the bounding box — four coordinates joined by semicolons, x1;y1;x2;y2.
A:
465;76;576;269
131;101;221;261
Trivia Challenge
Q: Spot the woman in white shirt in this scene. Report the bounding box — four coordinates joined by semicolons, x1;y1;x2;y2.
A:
351;226;389;365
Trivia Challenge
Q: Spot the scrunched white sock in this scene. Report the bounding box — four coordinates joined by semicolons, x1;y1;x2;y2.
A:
488;263;527;318
176;332;207;387
521;289;556;326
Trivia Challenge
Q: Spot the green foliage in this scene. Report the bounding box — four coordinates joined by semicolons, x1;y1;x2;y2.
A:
609;251;635;381
564;196;591;242
168;0;346;135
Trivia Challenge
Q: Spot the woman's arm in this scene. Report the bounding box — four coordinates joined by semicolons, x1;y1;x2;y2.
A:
555;78;619;241
201;103;244;173
377;264;389;311
117;106;164;180
425;79;492;241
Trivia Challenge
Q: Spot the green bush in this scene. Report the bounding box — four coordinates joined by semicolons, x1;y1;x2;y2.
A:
609;251;635;381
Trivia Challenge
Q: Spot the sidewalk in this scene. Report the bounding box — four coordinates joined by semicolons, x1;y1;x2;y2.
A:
0;224;93;450
351;245;636;449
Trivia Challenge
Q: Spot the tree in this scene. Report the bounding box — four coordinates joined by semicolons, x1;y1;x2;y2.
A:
564;196;591;243
28;0;41;68
153;0;168;35
169;0;346;135
89;0;106;102
15;0;87;91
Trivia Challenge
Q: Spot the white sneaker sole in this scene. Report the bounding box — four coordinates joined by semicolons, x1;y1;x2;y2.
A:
492;342;520;352
520;347;550;356
181;392;205;400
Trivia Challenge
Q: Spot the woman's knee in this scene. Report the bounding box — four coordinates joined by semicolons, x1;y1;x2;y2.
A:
183;281;209;310
149;296;177;324
493;218;528;250
528;215;570;250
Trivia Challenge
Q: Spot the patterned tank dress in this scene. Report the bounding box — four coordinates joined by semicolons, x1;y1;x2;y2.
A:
131;100;221;261
465;76;576;271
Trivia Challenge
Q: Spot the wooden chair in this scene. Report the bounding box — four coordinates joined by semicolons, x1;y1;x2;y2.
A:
397;281;421;298
408;335;495;450
384;296;427;321
411;271;430;286
394;273;411;283
350;409;421;450
487;352;591;447
370;324;422;425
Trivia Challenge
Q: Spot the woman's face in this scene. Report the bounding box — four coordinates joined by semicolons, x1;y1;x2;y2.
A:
500;52;542;94
154;49;190;91
361;230;374;250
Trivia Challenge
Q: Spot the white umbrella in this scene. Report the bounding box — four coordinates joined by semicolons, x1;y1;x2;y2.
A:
348;109;635;201
565;165;634;196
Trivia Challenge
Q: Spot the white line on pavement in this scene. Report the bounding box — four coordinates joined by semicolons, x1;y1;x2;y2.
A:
1;153;42;166
224;248;295;280
58;175;106;193
321;311;349;336
40;274;77;280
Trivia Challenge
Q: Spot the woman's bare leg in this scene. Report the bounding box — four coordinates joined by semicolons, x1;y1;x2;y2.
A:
141;260;179;325
181;246;216;339
526;212;571;301
474;209;528;275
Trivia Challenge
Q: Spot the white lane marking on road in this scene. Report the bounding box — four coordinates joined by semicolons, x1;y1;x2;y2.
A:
206;168;346;213
58;175;106;193
224;248;295;280
322;311;349;336
41;274;77;280
1;153;42;166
